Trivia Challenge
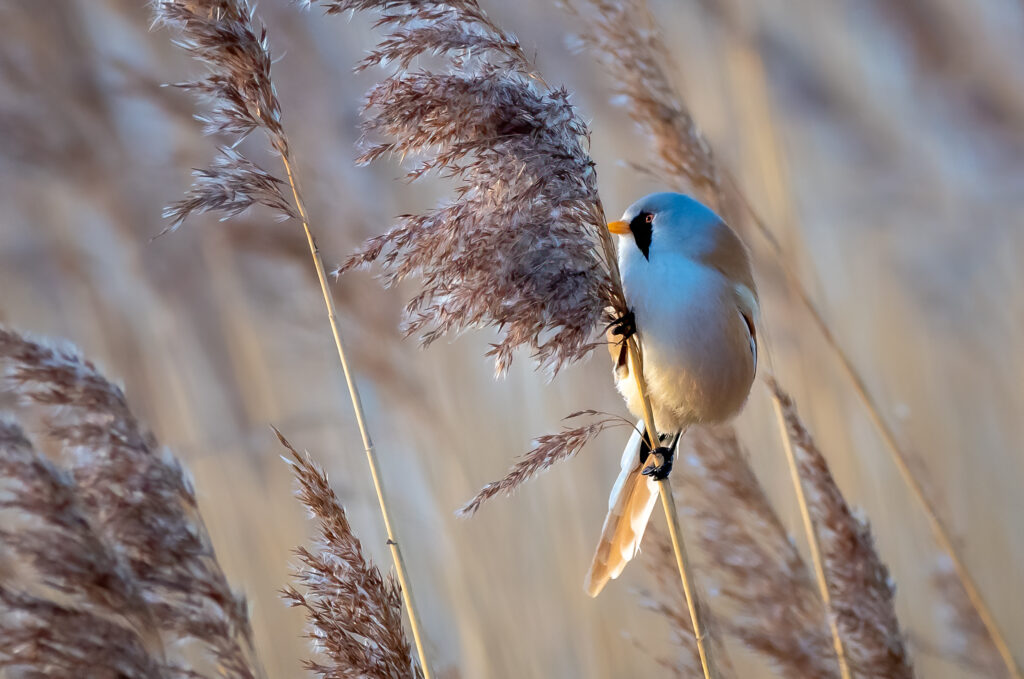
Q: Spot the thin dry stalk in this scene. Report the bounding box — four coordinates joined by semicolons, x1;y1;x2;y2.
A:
626;340;721;679
0;328;259;678
770;379;914;678
276;428;422;679
153;1;432;673
633;534;739;677
316;1;719;674
759;197;1022;677
770;390;853;679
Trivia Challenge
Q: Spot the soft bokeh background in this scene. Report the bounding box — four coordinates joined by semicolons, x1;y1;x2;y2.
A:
1;0;1022;676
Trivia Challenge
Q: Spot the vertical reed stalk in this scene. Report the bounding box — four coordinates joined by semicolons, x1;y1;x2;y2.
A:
626;338;719;679
274;147;433;679
770;390;852;679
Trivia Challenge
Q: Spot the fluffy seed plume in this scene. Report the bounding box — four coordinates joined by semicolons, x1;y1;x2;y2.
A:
324;0;623;374
563;0;723;208
0;327;262;679
931;556;1009;677
154;0;294;230
0;416;174;678
769;380;914;679
163;146;296;230
677;426;841;677
458;411;631;516
276;429;422;679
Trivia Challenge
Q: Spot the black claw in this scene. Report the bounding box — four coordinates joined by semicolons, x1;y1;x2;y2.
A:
641;446;675;480
609;309;637;340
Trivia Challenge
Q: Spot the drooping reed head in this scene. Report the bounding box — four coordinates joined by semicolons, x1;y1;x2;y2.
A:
564;0;722;209
325;0;625;375
0;327;262;679
676;426;841;677
276;429;423;679
154;0;295;232
769;380;914;678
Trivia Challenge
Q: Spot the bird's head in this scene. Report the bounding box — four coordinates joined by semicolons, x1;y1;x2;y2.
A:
607;192;729;263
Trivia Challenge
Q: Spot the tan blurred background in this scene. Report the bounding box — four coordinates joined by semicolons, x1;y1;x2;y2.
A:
1;0;1022;677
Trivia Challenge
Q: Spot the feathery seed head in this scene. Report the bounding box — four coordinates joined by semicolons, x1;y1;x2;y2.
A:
324;0;624;375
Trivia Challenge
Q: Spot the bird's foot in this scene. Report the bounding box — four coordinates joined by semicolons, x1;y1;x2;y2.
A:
608;309;637;341
640;445;675;481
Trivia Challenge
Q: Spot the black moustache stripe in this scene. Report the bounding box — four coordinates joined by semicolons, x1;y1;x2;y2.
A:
630;212;652;260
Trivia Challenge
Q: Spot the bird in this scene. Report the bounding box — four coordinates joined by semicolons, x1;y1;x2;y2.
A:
585;192;759;597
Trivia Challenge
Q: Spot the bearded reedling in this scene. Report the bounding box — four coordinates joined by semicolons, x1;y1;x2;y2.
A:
587;193;758;596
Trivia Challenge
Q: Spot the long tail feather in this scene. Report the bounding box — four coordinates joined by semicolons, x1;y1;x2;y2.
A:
584;422;659;597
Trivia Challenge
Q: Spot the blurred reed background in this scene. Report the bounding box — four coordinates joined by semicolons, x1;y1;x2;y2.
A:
1;0;1022;677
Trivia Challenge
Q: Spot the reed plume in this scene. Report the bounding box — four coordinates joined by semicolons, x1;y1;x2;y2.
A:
770;380;914;678
277;429;422;679
459;411;631;516
154;1;433;672
154;0;291;231
931;556;1009;677
678;426;841;678
325;0;622;376
562;0;723;209
0;416;171;679
0;327;261;678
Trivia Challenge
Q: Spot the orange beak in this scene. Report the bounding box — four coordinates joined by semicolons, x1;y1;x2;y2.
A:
608;220;630;235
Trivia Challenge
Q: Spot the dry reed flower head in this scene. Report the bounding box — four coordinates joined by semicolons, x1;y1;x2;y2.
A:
678;426;841;677
0;327;262;679
931;555;1009;677
155;0;295;231
769;379;914;678
276;429;422;679
563;0;723;209
458;411;630;516
0;415;173;678
323;0;623;375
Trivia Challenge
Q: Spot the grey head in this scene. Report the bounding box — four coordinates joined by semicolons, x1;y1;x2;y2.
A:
611;192;728;262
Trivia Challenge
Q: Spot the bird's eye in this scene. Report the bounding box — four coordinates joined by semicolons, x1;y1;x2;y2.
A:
644;214;654;223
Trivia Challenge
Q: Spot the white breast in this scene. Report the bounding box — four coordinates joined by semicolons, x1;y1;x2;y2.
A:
618;248;755;431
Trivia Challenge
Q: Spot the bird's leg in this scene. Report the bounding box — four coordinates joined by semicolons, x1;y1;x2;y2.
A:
641;432;678;480
608;309;636;341
641;447;674;480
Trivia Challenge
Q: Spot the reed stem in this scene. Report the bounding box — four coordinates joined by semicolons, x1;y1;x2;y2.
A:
276;147;434;679
626;337;719;679
770;389;853;679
